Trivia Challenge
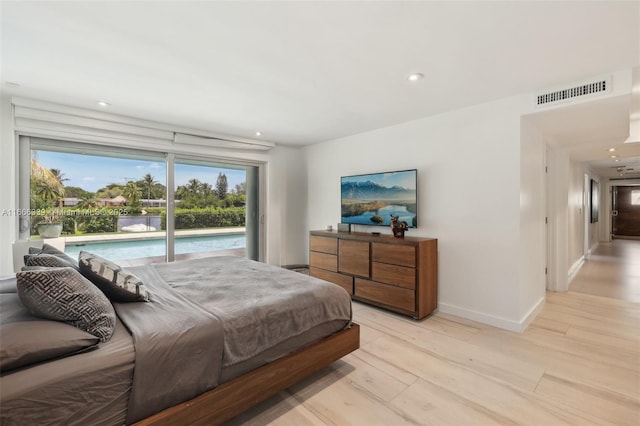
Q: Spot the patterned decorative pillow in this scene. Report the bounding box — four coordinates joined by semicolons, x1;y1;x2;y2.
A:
21;266;51;271
26;244;79;270
24;254;74;269
78;251;150;302
16;267;116;342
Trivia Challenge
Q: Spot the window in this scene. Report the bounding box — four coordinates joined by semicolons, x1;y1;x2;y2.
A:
20;137;262;265
172;159;250;260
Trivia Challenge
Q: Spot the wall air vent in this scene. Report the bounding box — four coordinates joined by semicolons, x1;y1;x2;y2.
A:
534;76;611;108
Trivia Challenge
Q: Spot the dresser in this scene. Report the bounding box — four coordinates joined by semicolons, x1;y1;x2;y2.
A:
309;230;438;319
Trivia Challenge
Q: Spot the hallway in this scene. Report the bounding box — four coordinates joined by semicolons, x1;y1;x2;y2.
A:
570;239;640;303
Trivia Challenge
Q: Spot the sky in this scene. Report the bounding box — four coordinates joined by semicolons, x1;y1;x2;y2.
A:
35;150;246;195
341;170;416;190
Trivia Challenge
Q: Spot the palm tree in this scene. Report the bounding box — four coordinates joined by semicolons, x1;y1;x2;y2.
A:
31;159;65;208
201;182;213;196
31;159;64;191
186;178;201;194
49;168;69;185
76;195;100;209
122;181;141;204
143;173;156;201
35;181;64;204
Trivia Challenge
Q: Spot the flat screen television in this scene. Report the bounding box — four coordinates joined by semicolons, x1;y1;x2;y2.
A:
341;169;417;228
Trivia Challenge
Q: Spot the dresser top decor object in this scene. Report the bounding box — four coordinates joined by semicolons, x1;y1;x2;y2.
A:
390;214;409;238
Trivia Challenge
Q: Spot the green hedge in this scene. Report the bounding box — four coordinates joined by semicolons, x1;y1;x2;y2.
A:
29;207;245;235
30;212;118;235
165;207;245;229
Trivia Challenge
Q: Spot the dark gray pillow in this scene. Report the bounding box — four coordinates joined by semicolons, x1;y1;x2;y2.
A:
78;251;150;302
24;254;75;269
16;267;116;342
27;244;79;270
1;321;99;371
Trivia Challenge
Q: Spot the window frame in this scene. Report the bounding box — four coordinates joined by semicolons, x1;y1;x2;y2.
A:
18;136;265;262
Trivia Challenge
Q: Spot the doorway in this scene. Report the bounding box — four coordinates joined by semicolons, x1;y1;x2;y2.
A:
611;185;640;238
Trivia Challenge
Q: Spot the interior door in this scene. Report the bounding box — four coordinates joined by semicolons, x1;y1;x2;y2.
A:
611;185;640;238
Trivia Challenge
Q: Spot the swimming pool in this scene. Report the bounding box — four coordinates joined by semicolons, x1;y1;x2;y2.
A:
65;234;245;261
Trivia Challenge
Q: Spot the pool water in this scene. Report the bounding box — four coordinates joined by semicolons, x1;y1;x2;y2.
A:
65;234;245;261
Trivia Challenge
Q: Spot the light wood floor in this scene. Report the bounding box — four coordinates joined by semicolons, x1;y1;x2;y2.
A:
229;242;640;425
570;239;640;303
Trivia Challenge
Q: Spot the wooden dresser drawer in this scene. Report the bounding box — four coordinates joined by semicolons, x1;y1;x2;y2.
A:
310;230;438;319
371;262;415;289
310;236;338;254
309;251;337;272
372;243;415;267
310;267;353;294
354;278;415;312
338;239;370;277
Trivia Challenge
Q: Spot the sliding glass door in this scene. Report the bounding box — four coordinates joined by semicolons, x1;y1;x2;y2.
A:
172;158;247;260
22;137;167;266
19;136;263;265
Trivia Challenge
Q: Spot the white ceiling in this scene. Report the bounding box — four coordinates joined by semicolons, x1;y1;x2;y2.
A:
1;1;639;173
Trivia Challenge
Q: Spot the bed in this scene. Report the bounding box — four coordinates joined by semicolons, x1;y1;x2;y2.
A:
0;252;359;426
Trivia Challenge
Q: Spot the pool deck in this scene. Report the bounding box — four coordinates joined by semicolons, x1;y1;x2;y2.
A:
62;227;245;246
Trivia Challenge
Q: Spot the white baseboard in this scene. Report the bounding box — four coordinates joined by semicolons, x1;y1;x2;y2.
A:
438;296;545;333
568;256;584;283
588;241;600;254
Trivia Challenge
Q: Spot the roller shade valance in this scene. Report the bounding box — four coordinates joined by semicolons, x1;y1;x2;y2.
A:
12;97;275;152
173;133;274;151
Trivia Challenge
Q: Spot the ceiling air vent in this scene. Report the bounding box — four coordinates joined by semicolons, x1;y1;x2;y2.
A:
534;76;611;108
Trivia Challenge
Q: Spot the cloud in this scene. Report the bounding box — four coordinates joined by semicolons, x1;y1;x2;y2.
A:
135;162;162;171
82;176;96;182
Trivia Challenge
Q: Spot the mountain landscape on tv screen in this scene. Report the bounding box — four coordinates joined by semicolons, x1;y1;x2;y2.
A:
341;180;414;200
341;179;417;227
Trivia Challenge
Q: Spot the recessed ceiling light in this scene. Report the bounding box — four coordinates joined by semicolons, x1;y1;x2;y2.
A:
96;101;110;107
407;73;424;82
608;148;616;152
255;131;262;137
611;155;618;158
615;159;620;162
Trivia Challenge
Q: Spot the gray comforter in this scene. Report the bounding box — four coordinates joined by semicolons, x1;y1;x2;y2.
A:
119;256;351;424
115;265;224;424
152;256;353;368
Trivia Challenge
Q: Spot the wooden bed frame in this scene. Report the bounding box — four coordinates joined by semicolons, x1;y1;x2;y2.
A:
134;323;360;426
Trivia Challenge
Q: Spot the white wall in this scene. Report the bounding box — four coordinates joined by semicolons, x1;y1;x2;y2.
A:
568;161;586;269
305;94;544;331
0;95;307;274
519;119;546;324
0;95;16;276
567;162;603;274
265;145;308;267
583;165;602;251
